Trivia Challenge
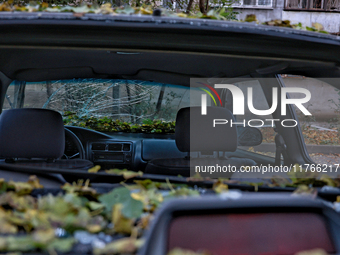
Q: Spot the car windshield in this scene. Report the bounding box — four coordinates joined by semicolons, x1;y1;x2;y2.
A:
4;79;190;124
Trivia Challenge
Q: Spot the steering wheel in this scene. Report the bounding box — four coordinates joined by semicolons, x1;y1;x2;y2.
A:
63;128;86;159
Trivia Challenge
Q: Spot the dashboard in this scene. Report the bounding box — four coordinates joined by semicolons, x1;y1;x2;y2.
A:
65;126;271;173
88;140;133;169
65;126;187;171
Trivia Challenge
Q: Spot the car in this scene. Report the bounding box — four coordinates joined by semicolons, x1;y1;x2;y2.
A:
0;5;339;255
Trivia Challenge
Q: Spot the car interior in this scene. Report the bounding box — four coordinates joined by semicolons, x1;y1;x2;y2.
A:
0;18;339;185
0;48;340;185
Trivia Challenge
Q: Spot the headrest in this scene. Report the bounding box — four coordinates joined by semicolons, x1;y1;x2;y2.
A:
0;108;65;159
175;107;237;153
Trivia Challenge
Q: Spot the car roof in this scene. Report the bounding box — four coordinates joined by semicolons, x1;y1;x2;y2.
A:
0;12;339;85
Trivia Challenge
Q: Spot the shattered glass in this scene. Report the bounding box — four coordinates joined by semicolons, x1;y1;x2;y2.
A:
4;79;193;124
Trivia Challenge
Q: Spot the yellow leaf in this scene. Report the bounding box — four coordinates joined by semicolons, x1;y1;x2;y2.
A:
312;22;324;31
140;7;152;15
0;3;12;11
93;237;144;255
105;169;143;179
86;224;102;233
88;165;101;173
0;221;18;234
27;175;43;189
177;13;187;18
8;181;33;195
130;193;143;201
320;175;337;187
32;229;55;244
213;180;228;194
112;204;133;234
99;3;113;14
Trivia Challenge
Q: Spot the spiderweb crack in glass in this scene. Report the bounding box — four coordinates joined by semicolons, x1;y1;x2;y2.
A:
43;79;162;122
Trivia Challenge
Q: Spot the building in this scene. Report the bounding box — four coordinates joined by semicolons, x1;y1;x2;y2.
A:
234;0;340;32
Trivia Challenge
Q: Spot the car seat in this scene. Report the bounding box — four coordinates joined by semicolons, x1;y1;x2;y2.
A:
0;108;93;170
145;106;256;177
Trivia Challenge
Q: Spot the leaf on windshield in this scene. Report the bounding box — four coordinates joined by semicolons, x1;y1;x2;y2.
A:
0;234;75;253
112;204;134;234
212;180;228;193
320;175;340;187
287;164;324;186
7;181;33;195
105;169;143;179
88;165;101;173
93;237;144;255
0;208;18;234
4;175;44;195
47;237;76;253
99;187;144;219
0;192;36;211
270;176;292;187
27;175;44;189
86;215;107;233
131;188;164;212
62;179;98;197
293;185;317;198
87;201;105;211
32;228;55;243
167;187;200;198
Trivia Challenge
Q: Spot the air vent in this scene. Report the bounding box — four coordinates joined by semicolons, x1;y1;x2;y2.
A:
92;143;106;151
108;144;122;151
123;144;131;151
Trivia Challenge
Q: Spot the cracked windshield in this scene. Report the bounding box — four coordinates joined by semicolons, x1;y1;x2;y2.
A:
4;79;192;132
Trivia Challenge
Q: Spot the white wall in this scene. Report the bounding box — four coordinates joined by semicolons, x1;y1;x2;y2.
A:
282;11;340;32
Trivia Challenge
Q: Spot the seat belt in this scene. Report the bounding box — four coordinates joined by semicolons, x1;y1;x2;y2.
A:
275;134;287;166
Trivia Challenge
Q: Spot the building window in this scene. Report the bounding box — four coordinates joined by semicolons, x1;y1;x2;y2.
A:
233;0;273;7
285;0;340;10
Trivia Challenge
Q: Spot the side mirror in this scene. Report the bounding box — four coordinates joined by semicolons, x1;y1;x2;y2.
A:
237;126;262;146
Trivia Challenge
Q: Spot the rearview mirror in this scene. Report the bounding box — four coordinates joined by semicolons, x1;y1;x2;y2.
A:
237;126;262;146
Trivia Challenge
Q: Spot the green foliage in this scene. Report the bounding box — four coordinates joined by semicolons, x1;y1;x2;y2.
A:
99;187;144;218
0;1;332;33
63;112;176;134
261;18;329;34
0;170;340;254
0;0;238;21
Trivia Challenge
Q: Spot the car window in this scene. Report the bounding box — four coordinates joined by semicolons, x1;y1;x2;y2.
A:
3;78;276;157
281;75;340;167
3;79;195;123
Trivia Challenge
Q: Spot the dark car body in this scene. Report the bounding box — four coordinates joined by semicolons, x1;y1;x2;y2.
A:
0;11;340;255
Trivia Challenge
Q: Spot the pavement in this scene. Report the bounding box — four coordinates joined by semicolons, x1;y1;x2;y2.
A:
253;143;340;154
248;143;340;165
